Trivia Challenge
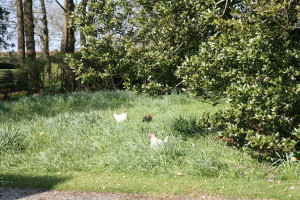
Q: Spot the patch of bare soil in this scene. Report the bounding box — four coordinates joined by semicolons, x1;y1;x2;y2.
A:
0;187;250;200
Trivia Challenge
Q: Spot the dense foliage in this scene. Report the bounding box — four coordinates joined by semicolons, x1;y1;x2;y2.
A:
0;6;11;50
71;0;232;94
70;0;130;90
119;0;218;94
180;0;300;158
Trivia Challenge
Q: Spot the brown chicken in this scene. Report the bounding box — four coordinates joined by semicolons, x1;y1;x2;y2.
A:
142;114;152;122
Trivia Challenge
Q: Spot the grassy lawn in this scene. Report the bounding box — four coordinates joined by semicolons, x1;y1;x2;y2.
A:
0;91;299;199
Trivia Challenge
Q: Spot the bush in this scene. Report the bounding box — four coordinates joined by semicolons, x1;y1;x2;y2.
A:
177;1;300;159
72;0;220;95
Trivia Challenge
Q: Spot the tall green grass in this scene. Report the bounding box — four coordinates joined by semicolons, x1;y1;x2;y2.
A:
0;91;299;199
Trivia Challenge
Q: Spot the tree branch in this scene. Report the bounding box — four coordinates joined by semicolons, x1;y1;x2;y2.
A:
221;0;229;17
215;0;226;6
54;0;67;13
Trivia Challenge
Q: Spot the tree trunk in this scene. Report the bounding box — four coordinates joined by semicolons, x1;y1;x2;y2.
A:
61;0;75;52
24;0;40;93
60;0;76;92
15;0;25;66
39;0;52;79
24;0;36;59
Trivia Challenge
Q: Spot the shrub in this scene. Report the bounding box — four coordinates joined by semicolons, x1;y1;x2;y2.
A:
71;0;222;95
177;1;300;159
270;152;300;180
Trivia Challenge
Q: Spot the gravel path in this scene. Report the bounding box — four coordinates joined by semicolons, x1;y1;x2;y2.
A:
0;187;235;200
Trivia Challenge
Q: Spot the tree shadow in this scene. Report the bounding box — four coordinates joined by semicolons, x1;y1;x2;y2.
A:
0;173;71;200
0;102;9;113
171;116;213;139
0;91;135;122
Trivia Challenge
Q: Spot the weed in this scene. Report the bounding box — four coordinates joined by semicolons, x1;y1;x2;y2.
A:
270;152;300;180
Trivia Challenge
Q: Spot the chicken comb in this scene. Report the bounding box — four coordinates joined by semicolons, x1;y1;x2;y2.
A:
149;132;154;138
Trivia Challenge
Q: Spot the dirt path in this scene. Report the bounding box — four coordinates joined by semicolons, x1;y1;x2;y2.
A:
0;187;240;200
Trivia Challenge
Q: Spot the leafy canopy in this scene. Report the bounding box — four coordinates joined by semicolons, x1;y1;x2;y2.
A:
0;6;11;50
177;0;300;158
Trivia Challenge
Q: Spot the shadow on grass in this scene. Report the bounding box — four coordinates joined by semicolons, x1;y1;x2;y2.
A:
171;116;213;139
0;103;9;113
0;173;71;200
0;91;135;122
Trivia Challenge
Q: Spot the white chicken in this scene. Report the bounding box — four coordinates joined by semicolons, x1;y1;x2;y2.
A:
113;111;127;122
149;132;169;148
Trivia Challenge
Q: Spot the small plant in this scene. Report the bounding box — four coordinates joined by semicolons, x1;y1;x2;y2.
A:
270;152;300;180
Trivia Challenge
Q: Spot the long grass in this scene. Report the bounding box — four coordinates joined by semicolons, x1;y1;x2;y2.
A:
0;91;299;199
